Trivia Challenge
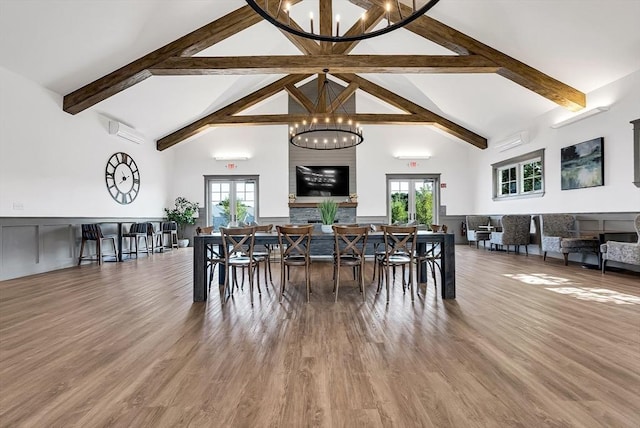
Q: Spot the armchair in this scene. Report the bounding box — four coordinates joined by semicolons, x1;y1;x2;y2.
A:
540;214;599;266
601;214;640;273
466;215;491;248
489;215;531;254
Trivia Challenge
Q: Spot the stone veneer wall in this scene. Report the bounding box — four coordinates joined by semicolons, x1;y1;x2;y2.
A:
289;207;356;224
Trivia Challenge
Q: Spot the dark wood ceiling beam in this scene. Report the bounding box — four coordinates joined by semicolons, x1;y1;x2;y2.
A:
189;113;427;126
351;0;586;111
319;0;333;53
328;82;359;113
62;4;281;114
157;74;311;150
149;55;498;75
335;73;487;148
284;84;316;113
332;6;385;55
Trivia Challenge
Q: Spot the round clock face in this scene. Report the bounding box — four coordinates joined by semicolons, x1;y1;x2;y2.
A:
105;152;140;205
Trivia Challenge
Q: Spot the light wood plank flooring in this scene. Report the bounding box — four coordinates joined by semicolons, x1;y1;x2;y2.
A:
1;247;639;427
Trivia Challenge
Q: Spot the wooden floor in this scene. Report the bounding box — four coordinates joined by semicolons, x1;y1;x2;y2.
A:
1;247;639;427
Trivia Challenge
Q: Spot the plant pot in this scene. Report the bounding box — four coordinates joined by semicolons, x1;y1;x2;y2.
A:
178;239;189;248
321;224;333;234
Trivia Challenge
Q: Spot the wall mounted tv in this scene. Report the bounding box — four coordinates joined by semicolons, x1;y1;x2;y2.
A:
296;166;349;197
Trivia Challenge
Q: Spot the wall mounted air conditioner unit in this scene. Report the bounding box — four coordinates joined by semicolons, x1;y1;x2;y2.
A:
495;131;529;152
108;121;145;144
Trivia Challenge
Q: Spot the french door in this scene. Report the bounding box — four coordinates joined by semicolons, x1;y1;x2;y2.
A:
387;175;440;227
205;176;259;230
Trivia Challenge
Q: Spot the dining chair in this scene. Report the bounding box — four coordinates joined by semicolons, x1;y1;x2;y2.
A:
332;225;369;302
197;226;224;293
145;222;164;253
220;226;257;305
78;223;118;265
377;225;418;302
415;241;441;296
252;224;274;289
276;224;313;302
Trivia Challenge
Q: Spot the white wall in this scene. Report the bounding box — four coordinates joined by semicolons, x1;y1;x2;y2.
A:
356;124;476;217
0;67;171;217
169;125;290;218
472;69;640;215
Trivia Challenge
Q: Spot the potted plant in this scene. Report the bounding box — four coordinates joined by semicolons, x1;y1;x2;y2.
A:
288;193;296;203
164;197;199;247
349;192;358;203
318;199;338;233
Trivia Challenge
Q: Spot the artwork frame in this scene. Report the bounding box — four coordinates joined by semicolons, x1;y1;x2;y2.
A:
561;137;604;190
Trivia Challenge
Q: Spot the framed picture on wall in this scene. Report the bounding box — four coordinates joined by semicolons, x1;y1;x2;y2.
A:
561;137;604;190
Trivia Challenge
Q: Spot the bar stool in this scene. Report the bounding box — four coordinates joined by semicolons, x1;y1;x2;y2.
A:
78;224;118;265
121;223;150;258
161;221;178;250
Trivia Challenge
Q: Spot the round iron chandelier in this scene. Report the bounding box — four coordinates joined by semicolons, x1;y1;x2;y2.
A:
289;71;363;150
245;0;442;43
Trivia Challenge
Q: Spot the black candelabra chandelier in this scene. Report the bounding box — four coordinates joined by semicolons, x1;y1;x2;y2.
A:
289;71;363;150
246;0;441;43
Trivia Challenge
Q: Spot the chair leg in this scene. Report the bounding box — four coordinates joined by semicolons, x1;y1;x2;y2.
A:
280;263;286;302
602;259;607;273
78;238;86;265
543;251;547;261
360;263;366;302
96;239;102;265
563;253;569;266
335;262;340;303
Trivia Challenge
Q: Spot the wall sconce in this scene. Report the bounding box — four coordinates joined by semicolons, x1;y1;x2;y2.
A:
551;106;610;129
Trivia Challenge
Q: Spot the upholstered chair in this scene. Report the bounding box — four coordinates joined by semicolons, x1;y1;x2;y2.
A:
466;215;491;248
540;214;576;261
489;215;531;254
601;214;640;273
540;214;600;266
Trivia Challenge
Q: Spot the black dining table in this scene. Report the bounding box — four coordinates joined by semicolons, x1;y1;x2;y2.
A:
193;230;456;302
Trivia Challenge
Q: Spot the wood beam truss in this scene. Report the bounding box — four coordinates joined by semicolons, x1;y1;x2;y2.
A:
63;0;586;151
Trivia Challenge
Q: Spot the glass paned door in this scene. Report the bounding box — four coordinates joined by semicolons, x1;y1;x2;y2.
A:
388;178;437;227
207;178;257;230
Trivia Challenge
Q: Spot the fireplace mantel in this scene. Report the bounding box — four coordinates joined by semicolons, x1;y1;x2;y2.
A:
288;202;357;208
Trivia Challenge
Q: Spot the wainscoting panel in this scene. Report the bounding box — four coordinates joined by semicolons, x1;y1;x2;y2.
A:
0;217;164;281
2;225;39;280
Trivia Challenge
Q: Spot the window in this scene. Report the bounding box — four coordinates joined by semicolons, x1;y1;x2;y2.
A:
204;175;259;230
387;174;441;226
492;149;545;200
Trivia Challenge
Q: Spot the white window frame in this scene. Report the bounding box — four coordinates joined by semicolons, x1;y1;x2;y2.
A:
492;149;545;200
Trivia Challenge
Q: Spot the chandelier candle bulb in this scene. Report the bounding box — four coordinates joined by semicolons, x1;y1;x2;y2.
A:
386;3;391;26
336;15;340;37
310;12;314;34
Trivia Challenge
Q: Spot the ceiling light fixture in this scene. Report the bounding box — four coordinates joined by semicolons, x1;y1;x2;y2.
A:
214;156;250;161
246;0;441;42
395;155;431;160
551;106;610;129
289;70;363;150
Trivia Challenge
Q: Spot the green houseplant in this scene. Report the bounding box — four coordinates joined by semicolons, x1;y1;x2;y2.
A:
318;199;338;233
164;197;199;245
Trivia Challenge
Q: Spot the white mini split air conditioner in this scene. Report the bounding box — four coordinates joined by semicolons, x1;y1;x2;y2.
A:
108;121;145;144
494;131;529;152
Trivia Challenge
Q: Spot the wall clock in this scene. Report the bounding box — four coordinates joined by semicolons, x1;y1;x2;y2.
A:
105;152;140;204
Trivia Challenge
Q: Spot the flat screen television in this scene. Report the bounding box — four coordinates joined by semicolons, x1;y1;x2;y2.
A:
296;165;349;197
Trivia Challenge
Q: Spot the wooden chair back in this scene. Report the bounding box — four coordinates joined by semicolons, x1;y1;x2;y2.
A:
220;226;256;260
276;225;313;260
333;225;369;260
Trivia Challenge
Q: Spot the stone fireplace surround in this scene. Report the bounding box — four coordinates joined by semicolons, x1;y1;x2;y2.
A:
288;202;357;224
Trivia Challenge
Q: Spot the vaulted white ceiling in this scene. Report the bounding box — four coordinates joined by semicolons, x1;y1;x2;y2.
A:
1;0;639;147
